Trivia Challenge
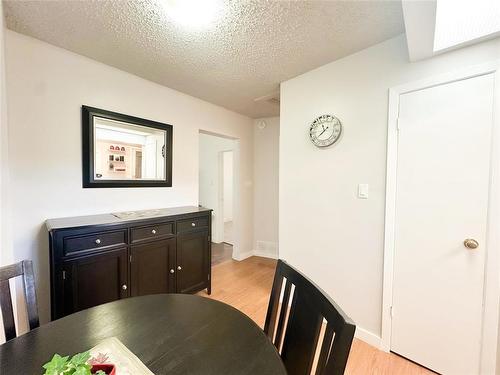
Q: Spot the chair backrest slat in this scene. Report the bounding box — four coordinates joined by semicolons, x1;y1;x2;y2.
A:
281;291;323;375
22;260;40;330
324;323;356;375
273;278;292;350
264;262;284;337
0;280;16;341
0;260;40;341
316;323;335;375
265;260;356;375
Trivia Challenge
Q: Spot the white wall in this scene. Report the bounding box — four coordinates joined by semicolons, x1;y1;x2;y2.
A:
4;30;254;327
253;117;279;258
223;151;233;222
198;133;235;243
0;0;13;344
0;0;10;267
280;34;500;344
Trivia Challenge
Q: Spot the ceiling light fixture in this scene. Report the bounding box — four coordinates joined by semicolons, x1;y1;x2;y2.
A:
162;0;220;29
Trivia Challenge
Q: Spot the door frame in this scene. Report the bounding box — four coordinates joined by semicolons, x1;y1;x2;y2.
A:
381;61;500;374
218;150;234;245
198;130;241;259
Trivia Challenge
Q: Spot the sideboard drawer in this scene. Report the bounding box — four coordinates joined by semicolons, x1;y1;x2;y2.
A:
131;222;174;243
177;216;209;233
63;230;127;256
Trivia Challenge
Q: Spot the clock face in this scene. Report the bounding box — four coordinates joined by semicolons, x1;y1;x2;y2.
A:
309;114;342;147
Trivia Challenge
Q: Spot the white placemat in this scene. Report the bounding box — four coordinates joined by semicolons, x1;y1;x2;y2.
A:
89;337;154;375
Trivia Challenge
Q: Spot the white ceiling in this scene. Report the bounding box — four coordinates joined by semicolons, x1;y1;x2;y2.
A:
4;0;404;118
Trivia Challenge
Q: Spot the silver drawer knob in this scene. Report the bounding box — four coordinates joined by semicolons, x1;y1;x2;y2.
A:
121;284;127;290
177;265;182;271
170;269;175;274
191;222;196;227
95;239;101;245
151;229;157;234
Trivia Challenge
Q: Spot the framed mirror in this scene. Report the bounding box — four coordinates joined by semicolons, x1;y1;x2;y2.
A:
82;106;173;188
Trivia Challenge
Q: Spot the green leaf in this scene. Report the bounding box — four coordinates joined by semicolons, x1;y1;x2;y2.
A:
73;366;91;375
69;351;91;367
41;351;95;375
42;353;69;375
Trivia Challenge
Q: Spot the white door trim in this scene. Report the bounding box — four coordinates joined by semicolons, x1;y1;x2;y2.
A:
381;61;500;374
218;149;234;243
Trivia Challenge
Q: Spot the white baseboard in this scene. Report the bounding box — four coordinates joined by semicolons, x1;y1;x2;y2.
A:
355;326;382;349
231;240;279;261
232;249;278;261
252;250;278;259
233;250;253;261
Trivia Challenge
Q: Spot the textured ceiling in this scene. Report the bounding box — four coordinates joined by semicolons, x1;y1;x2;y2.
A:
4;0;404;118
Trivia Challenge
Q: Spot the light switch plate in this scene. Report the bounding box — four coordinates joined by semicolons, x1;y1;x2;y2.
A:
358;184;369;199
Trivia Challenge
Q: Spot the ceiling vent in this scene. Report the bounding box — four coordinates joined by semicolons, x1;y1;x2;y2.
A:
254;91;280;106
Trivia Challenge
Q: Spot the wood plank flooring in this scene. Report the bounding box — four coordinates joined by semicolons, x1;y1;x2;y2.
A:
198;256;435;375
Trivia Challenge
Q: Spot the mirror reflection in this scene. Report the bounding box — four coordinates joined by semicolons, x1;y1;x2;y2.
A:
93;117;166;181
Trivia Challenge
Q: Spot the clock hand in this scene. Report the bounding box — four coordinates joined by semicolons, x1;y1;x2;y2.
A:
318;128;327;137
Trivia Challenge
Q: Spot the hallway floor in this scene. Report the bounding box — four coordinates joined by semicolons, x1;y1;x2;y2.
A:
211;242;233;266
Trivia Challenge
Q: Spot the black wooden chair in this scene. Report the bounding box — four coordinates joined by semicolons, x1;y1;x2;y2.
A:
0;260;39;341
264;260;356;375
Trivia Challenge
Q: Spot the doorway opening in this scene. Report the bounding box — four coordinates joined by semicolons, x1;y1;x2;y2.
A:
222;150;234;245
198;131;239;266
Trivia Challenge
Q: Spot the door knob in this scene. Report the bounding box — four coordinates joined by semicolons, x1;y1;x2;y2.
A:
121;284;127;290
170;269;175;274
151;229;157;234
464;239;479;249
95;239;101;245
177;266;182;271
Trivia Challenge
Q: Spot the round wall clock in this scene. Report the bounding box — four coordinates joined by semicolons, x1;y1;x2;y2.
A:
309;114;342;148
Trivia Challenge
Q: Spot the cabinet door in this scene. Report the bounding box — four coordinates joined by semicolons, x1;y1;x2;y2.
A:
130;238;176;296
62;247;128;317
176;230;209;294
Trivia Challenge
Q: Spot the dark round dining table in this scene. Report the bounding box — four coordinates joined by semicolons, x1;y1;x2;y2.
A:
0;294;287;374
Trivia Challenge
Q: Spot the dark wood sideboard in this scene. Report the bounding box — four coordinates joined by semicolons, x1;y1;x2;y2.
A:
46;206;212;320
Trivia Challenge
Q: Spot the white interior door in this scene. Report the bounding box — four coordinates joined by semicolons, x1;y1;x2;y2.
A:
391;73;495;374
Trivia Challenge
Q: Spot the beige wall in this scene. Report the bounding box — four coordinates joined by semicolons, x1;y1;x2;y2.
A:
253;116;279;258
4;30;254;328
279;34;500;344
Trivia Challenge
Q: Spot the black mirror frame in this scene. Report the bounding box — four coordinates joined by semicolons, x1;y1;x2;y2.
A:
82;105;173;188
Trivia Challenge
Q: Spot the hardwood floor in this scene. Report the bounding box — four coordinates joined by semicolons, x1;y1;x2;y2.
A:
198;256;435;375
